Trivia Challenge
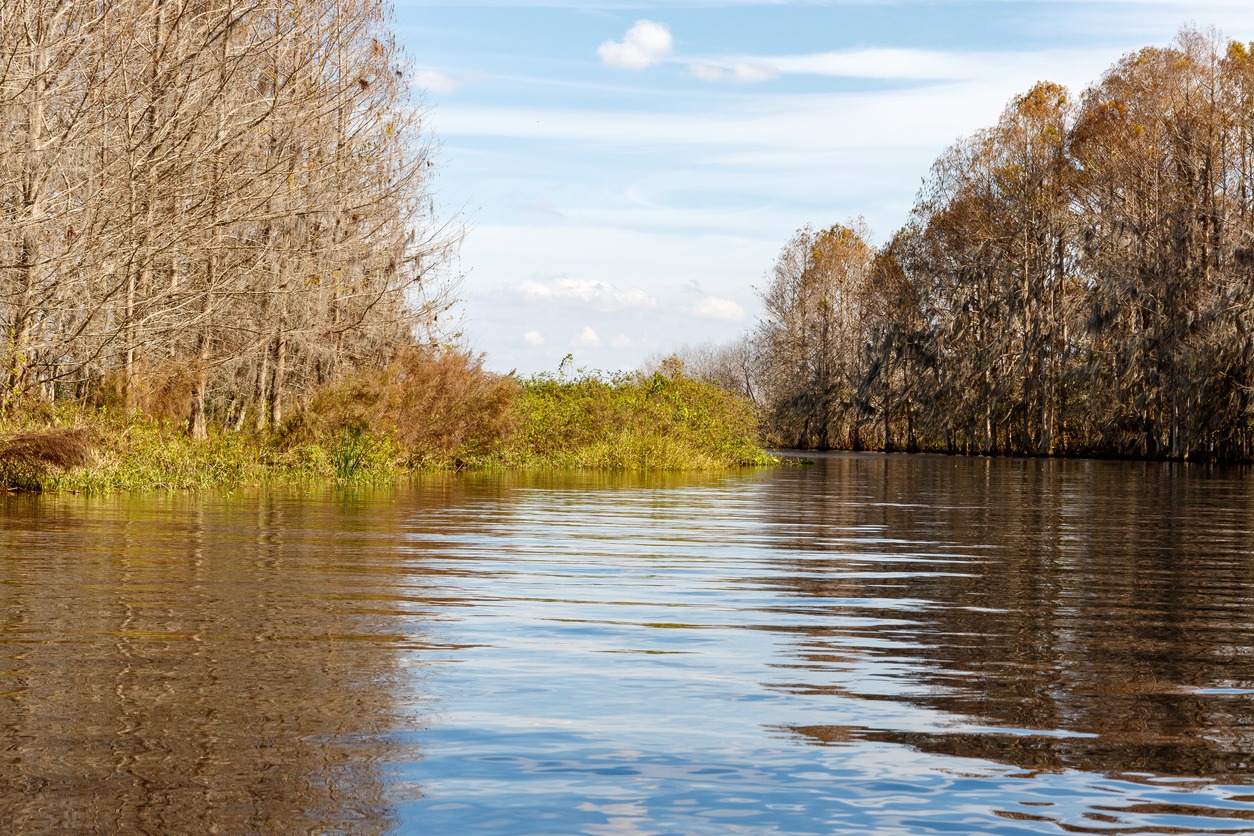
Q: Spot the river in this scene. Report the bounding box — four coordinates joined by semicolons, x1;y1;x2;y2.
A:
2;453;1252;834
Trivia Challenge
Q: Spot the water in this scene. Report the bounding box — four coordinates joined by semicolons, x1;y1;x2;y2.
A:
2;454;1253;834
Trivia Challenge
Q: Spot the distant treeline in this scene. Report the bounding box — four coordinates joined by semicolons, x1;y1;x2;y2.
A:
1;0;452;437
687;28;1254;461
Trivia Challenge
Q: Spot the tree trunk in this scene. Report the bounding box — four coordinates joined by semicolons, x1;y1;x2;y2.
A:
269;332;287;428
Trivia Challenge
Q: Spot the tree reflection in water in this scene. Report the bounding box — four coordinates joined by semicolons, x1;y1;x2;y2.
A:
760;454;1254;783
2;460;1253;833
0;486;464;833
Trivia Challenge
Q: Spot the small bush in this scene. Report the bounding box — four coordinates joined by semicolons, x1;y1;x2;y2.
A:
0;427;95;491
302;348;518;467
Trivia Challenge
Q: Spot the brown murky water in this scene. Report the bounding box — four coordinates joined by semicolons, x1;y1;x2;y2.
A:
1;455;1252;833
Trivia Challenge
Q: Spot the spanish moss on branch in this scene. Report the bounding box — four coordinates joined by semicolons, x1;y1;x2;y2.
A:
680;27;1254;463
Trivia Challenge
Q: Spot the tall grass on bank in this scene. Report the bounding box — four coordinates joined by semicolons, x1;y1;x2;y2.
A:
290;351;772;472
491;363;774;470
0;401;395;493
1;351;773;493
41;418;326;493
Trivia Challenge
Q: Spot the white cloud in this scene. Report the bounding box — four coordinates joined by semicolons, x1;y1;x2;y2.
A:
520;201;565;219
687;62;726;83
439;94;948;156
505;277;657;312
610;334;633;349
729;62;779;83
760;47;1089;81
769;48;981;80
412;69;462;94
677;46;1112;87
435;44;1109;154
690;295;747;321
688;61;778;84
572;326;602;349
523;330;545;346
597;20;674;70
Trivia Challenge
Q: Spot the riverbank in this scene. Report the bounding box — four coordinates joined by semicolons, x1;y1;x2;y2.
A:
0;360;774;493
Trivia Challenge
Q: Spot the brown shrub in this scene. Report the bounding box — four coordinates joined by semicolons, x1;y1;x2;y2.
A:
91;363;197;422
304;348;518;462
0;428;95;489
0;393;57;424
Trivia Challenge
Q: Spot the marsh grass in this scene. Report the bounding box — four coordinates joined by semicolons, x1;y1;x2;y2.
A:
328;427;400;483
490;366;775;470
4;354;772;493
43;418;297;493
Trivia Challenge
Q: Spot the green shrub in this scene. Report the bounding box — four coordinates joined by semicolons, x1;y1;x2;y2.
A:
494;365;774;470
4;354;773;494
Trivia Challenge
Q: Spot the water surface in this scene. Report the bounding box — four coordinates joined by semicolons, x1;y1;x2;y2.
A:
2;454;1253;833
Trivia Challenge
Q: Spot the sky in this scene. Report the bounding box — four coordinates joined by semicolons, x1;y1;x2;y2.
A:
393;0;1254;375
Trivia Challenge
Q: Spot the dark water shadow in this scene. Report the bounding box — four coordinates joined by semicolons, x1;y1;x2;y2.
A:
755;454;1254;783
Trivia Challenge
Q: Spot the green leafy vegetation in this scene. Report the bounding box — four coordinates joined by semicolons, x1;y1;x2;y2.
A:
489;362;774;471
0;351;772;493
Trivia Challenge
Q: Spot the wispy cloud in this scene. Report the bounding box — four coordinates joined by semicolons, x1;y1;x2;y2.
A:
688;60;778;84
679;45;1114;86
436;45;1114;152
690;295;747;321
412;68;464;94
437;90;996;152
520;201;566;219
598;20;674;70
505;277;658;312
760;47;1096;81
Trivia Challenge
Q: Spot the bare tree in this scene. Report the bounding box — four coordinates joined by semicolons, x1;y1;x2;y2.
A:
757;222;876;449
0;0;455;433
739;26;1254;461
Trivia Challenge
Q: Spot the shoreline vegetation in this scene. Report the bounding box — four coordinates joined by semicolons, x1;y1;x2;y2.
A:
681;27;1254;464
1;0;776;494
4;8;1252;493
0;352;774;493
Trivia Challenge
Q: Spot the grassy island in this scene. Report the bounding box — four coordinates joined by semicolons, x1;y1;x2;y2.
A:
0;351;774;494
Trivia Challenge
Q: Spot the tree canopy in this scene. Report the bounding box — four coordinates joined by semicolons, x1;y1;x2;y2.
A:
711;28;1254;461
0;0;454;437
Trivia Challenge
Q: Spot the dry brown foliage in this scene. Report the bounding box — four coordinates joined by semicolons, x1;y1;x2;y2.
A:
0;428;95;489
304;348;518;462
1;1;452;437
92;364;199;423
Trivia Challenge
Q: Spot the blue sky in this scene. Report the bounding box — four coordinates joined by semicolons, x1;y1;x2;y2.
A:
395;1;1254;375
